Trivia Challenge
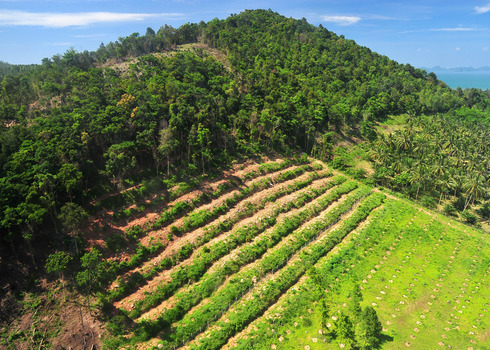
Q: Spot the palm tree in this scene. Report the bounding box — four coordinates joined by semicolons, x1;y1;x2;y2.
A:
463;172;486;210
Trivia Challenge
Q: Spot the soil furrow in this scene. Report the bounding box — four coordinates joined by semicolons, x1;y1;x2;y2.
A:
114;166;324;310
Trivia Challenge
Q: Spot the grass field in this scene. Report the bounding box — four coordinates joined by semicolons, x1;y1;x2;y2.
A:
228;198;489;350
97;156;488;350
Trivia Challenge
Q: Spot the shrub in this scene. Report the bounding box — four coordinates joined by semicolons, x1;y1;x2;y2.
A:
461;210;478;225
177;243;194;261
106;233;126;252
302;318;313;327
477;202;490;220
443;204;457;216
160;257;172;269
352;168;367;180
106;315;127;335
420;195;436;209
126;225;143;240
170;225;181;236
330;156;346;170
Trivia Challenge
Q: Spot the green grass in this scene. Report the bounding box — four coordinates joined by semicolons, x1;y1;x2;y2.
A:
234;197;489;349
97;157;488;350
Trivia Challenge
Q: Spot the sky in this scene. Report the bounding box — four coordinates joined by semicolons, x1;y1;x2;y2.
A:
0;0;489;68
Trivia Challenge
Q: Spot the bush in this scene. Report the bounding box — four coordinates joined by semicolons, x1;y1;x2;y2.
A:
443;204;457;216
461;210;478;225
302;318;313;327
330;156;346;170
170;225;181;236
477;202;490;220
126;225;143;240
352;168;367;180
420;195;436;209
106;315;127;335
106;233;126;252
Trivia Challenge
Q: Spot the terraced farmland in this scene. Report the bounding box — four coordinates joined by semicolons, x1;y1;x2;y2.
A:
224;197;489;350
100;156;489;350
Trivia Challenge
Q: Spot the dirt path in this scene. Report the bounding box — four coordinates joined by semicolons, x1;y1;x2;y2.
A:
135;174;335;322
183;190;376;349
114;165;321;310
221;201;384;349
83;156;281;250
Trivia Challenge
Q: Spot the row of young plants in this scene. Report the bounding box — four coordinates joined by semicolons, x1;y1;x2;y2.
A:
231;200;401;349
110;157;297;222
103;160;312;259
125;173;344;320
155;163;316;236
114;169;333;309
107;180;355;348
148;158;302;231
120;158;301;235
148;182;232;231
94;177;236;260
178;191;386;350
107;166;329;303
144;183;369;347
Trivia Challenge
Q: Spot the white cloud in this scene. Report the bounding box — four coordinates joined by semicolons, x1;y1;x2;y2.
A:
475;4;490;14
456;47;461;51
0;10;184;28
401;27;476;34
364;15;405;21
322;15;361;26
431;27;476;32
483;47;489;51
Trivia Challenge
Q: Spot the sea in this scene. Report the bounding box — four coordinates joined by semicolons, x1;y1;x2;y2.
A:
431;70;490;90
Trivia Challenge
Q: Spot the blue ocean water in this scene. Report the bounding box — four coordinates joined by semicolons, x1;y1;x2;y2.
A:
432;71;490;90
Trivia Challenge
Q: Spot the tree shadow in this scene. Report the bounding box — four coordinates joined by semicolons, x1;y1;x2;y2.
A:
378;332;394;347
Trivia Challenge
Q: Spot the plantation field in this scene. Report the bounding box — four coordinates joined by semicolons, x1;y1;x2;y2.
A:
225;197;489;350
99;156;488;350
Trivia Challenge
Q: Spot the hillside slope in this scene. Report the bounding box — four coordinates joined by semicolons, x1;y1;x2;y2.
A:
1;9;488;249
1;155;488;349
0;9;489;350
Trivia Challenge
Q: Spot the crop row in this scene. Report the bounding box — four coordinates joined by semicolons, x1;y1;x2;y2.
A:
184;191;385;350
109;157;301;221
123;173;342;318
130;179;357;342
229;195;392;350
143;163;314;238
95;160;305;282
146;158;307;231
108;166;330;304
143;183;369;346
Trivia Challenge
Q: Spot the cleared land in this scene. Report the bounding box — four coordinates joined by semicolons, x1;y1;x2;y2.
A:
97;156;488;350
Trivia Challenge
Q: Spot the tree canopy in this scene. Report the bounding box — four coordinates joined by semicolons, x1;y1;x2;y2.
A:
0;9;488;249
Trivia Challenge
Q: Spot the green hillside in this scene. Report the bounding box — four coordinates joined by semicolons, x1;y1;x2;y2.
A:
0;9;488;350
225;191;489;350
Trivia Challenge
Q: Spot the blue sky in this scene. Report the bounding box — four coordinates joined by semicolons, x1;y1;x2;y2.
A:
1;0;489;68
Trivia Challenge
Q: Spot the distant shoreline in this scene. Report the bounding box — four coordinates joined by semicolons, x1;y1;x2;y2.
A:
421;67;490;90
422;66;490;73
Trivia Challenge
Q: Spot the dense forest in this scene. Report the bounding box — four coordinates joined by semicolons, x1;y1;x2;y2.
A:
1;9;489;350
1;9;489;257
